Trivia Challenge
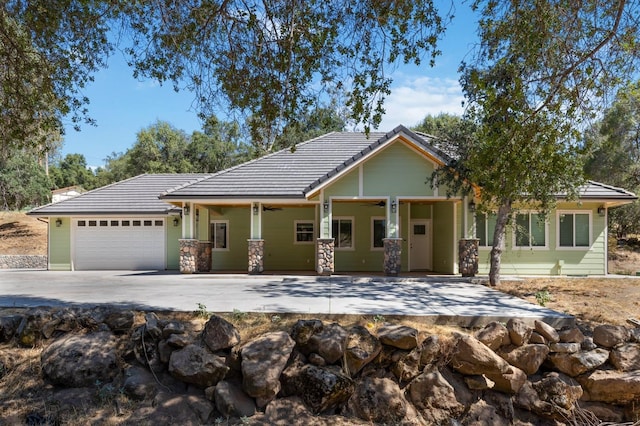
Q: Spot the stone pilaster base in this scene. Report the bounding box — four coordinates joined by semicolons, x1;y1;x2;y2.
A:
316;238;335;276
197;241;212;272
383;238;403;276
248;239;264;274
459;238;479;277
179;239;198;274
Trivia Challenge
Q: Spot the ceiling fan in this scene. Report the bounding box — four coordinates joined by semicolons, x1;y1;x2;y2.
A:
262;205;283;211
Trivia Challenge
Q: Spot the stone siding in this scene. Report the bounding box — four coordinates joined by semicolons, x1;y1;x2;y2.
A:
0;255;47;269
383;238;402;276
247;239;264;274
459;238;479;277
316;238;334;276
179;239;198;274
197;242;212;272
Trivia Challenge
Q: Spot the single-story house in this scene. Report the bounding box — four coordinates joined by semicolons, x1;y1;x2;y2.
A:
28;125;637;275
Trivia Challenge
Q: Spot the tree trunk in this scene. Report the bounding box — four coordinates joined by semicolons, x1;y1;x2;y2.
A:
489;200;512;286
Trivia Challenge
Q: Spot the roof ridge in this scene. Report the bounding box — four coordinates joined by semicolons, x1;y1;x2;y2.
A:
585;180;638;197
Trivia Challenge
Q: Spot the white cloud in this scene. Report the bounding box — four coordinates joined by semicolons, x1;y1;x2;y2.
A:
379;77;465;129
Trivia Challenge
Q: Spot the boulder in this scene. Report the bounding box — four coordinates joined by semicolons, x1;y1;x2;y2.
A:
630;328;640;343
16;309;51;347
345;376;418;424
104;310;135;333
529;332;547;345
497;344;549;375
558;326;585;343
463;399;511;426
610;343;640;371
475;321;511;351
419;334;441;366
377;324;418;350
213;380;256;418
241;331;295;407
166;333;191;348
41;331;119;387
578;369;640;404
128;392;214;425
161;320;185;339
534;320;560;343
202;314;240;352
290;319;324;346
123;365;159;401
465;375;495;390
281;364;354;413
168;344;229;388
0;315;22;342
582;337;597;351
144;312;162;340
391;347;422;382
261;396;321;425
515;373;582;420
507;318;532;346
547;349;609;377
407;367;464;415
549;342;581;353
344;325;381;376
593;325;630;348
451;333;526;394
306;322;348;364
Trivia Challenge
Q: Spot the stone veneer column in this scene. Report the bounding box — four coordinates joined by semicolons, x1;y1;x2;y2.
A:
459;238;479;277
197;241;212;273
179;239;198;274
383;238;403;276
316;238;335;276
248;239;264;274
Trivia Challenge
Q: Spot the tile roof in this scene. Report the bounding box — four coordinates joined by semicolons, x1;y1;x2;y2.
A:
161;125;448;199
574;180;638;201
28;174;209;216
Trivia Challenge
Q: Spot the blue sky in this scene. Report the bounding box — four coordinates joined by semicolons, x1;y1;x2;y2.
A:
61;5;478;168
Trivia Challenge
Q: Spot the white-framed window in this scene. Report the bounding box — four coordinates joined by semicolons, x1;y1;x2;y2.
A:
371;217;386;250
210;220;229;250
557;211;591;249
294;220;315;244
332;217;354;250
514;212;548;249
475;212;496;247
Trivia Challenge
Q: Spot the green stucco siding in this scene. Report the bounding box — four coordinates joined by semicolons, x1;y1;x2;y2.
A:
362;142;434;197
166;216;181;270
432;202;456;274
477;203;607;276
210;207;251;271
262;206;317;270
325;169;359;197
332;203;386;272
49;218;71;270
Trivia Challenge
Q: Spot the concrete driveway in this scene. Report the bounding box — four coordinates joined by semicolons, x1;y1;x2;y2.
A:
0;270;574;327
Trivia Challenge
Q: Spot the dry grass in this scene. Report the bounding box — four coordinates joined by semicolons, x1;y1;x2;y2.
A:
0;211;48;255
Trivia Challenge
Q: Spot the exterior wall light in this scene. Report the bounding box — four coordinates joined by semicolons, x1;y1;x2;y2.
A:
597;206;606;216
323;200;329;212
55;218;62;227
468;200;476;213
173;217;179;227
253;203;259;215
183;205;190;216
391;200;397;213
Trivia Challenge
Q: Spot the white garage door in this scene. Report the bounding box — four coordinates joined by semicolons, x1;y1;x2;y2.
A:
73;218;165;270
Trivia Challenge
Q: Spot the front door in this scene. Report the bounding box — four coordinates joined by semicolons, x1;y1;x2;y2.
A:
410;219;432;271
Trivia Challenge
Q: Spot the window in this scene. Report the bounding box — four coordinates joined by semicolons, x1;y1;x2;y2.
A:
154;220;163;227
121;220;130;226
294;221;314;244
88;220;97;227
100;220;108;227
210;221;229;250
372;218;386;249
475;212;496;247
110;220;119;226
77;220;86;227
558;212;590;248
132;220;141;226
144;220;152;226
514;212;547;248
332;217;353;249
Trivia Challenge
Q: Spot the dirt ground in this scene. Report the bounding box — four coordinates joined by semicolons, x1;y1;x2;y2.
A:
0;211;48;255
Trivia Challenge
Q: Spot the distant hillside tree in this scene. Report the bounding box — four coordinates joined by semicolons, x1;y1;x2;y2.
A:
0;151;51;210
49;154;97;190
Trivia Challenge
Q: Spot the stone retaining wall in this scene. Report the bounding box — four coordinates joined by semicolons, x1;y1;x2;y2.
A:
0;255;47;269
2;308;639;424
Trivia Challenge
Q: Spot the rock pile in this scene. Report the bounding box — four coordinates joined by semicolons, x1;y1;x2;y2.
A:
1;308;639;424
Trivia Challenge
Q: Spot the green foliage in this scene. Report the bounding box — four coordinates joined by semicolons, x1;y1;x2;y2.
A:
535;290;552;307
436;1;640;285
0;151;51;210
49;154;97;190
194;303;210;319
231;309;248;322
584;81;640;237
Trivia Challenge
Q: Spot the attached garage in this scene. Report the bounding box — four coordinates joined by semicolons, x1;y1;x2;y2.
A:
73;218;166;270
